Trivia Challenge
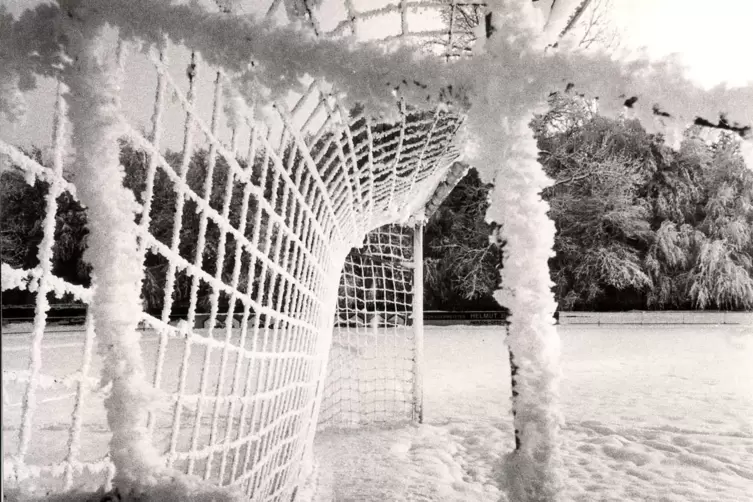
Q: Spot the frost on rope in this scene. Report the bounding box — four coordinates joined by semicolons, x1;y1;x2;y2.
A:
56;19;241;501
4;1;753;145
3;0;753;499
0;0;462;124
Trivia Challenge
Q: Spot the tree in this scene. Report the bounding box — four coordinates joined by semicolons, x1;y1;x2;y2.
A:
535;99;656;310
426;0;620;58
0;147;90;306
424;168;504;310
686;133;753;309
555;0;620;50
426;1;485;60
527;90;753;312
640;129;753;310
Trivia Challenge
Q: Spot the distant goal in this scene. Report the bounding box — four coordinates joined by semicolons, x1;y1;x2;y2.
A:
320;224;422;429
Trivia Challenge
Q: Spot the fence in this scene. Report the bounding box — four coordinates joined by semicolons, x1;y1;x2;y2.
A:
558;311;753;325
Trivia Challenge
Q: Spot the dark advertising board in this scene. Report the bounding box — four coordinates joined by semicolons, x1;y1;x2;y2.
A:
424;311;509;326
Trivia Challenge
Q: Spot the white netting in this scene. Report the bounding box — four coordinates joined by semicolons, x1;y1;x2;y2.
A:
319;224;419;428
1;1;469;499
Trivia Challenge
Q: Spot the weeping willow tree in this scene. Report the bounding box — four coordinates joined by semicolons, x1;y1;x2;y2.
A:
683;134;753;309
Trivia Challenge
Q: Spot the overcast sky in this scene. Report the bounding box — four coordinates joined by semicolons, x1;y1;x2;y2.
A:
610;0;753;88
2;0;752;150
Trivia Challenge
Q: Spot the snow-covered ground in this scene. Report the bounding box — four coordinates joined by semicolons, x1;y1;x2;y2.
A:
3;323;753;500
314;324;753;501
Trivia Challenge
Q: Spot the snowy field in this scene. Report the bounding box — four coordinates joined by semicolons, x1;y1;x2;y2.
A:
3;324;753;500
2;324;322;493
314;324;753;501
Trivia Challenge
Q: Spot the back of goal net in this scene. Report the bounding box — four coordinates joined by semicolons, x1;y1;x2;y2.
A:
320;224;418;429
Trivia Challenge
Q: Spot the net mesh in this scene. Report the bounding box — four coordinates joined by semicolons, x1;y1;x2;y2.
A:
1;0;475;499
319;224;417;428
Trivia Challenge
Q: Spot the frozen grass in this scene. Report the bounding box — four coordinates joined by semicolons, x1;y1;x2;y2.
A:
314;324;753;501
4;323;752;500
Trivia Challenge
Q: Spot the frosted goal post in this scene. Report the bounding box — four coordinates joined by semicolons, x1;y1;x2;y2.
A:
1;0;477;500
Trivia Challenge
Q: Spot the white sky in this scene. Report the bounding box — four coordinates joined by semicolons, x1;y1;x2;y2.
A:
1;0;752;149
609;0;753;88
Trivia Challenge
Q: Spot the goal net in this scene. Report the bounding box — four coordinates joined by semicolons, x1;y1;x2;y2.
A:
319;224;419;429
1;0;474;499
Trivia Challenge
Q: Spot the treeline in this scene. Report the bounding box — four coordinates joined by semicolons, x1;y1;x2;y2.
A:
1;126;440;316
424;95;753;311
3;97;752;314
1;108;444;316
1;142;277;314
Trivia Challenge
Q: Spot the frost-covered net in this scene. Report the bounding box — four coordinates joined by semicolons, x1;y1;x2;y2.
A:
320;224;419;428
1;85;113;494
1;1;467;499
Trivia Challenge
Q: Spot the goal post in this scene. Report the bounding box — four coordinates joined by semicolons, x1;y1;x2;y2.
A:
412;219;425;424
318;158;469;431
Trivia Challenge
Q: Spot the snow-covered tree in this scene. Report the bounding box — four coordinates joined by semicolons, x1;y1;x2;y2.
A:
687;134;753;309
533;96;656;310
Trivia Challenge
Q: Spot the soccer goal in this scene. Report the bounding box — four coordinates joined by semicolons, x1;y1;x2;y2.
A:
320;223;422;429
1;1;476;499
319;157;469;430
